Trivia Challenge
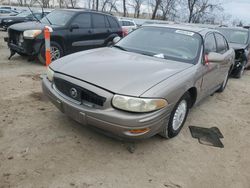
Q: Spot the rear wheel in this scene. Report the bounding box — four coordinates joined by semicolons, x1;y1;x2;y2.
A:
38;41;63;65
160;93;191;138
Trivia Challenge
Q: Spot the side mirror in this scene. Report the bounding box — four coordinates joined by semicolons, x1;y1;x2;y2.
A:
113;36;121;44
206;52;224;63
70;24;79;31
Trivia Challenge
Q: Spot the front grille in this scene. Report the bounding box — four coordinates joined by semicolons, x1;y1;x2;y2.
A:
54;77;106;106
8;29;22;45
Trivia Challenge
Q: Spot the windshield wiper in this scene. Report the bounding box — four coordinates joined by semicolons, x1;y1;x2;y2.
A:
113;45;127;51
28;6;41;23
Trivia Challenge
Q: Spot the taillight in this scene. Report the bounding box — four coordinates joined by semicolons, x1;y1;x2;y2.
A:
122;28;128;37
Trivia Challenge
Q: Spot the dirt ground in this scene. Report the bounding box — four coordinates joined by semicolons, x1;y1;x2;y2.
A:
0;31;250;188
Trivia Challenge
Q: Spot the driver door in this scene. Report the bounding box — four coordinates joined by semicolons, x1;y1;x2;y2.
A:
67;13;94;53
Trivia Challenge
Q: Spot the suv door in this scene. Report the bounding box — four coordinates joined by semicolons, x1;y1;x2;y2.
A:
68;13;93;52
200;32;220;94
91;13;111;47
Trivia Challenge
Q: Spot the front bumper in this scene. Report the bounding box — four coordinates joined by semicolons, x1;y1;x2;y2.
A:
42;76;171;140
5;33;43;56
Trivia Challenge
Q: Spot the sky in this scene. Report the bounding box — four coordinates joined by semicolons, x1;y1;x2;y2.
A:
223;0;250;24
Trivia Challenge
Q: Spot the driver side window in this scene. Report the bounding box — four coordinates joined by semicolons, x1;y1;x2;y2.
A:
72;13;91;28
204;33;217;54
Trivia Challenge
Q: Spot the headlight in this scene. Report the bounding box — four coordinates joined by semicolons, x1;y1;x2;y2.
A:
4;19;12;22
46;67;54;82
23;30;42;39
112;95;167;113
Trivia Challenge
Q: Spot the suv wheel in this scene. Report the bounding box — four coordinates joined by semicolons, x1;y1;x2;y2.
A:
38;41;63;65
160;92;191;138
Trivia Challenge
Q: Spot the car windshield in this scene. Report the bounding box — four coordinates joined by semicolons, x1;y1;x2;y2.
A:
41;10;75;26
17;11;31;17
217;28;249;44
114;26;202;64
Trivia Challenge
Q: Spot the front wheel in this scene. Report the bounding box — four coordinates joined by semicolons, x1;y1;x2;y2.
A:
160;93;191;138
38;41;63;65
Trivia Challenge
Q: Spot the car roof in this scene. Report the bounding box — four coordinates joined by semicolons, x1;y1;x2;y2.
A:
57;8;113;16
142;24;216;36
216;27;249;32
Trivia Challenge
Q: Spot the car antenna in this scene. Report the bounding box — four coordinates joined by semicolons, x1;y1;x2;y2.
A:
28;5;41;23
36;1;52;25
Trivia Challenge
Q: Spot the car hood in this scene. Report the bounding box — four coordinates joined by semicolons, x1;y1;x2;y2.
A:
0;15;15;20
229;43;248;50
8;21;60;31
51;48;193;96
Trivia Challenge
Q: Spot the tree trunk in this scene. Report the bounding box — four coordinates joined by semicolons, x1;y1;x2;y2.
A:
152;0;161;19
123;0;126;17
96;0;99;10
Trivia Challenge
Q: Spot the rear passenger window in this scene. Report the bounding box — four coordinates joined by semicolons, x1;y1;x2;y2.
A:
204;33;217;54
72;13;91;28
92;14;106;28
107;16;120;28
215;33;227;54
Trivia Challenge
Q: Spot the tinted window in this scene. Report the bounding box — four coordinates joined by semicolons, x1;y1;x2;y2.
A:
215;33;227;54
107;16;119;28
72;13;91;28
92;14;106;28
204;33;216;54
115;27;202;64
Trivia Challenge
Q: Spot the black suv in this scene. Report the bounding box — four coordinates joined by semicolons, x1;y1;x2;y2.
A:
5;9;123;63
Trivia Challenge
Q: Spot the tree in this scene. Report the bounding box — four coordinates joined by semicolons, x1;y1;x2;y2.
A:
151;0;161;19
187;0;222;23
129;0;145;18
123;0;127;17
159;0;177;20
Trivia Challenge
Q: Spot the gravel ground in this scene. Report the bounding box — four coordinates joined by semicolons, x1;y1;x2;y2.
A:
0;31;250;188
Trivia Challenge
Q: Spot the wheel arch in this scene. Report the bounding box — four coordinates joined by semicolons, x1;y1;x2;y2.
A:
50;36;66;54
187;87;197;108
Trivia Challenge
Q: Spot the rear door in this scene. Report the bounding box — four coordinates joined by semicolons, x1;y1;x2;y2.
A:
91;13;110;47
200;32;220;94
68;13;93;52
214;32;232;83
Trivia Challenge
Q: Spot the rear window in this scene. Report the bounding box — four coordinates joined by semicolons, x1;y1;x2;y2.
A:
92;14;106;28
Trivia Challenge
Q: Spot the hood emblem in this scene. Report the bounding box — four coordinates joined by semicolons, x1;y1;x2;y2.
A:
70;88;78;98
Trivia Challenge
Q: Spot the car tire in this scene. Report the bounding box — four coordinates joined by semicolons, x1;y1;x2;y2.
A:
235;61;246;78
38;41;63;65
106;41;113;47
17;52;28;57
160;92;191;139
217;71;229;93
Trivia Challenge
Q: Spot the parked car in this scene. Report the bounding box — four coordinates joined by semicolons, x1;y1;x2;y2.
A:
5;9;123;64
0;11;49;30
216;27;250;78
118;19;137;35
0;8;18;16
42;25;235;140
